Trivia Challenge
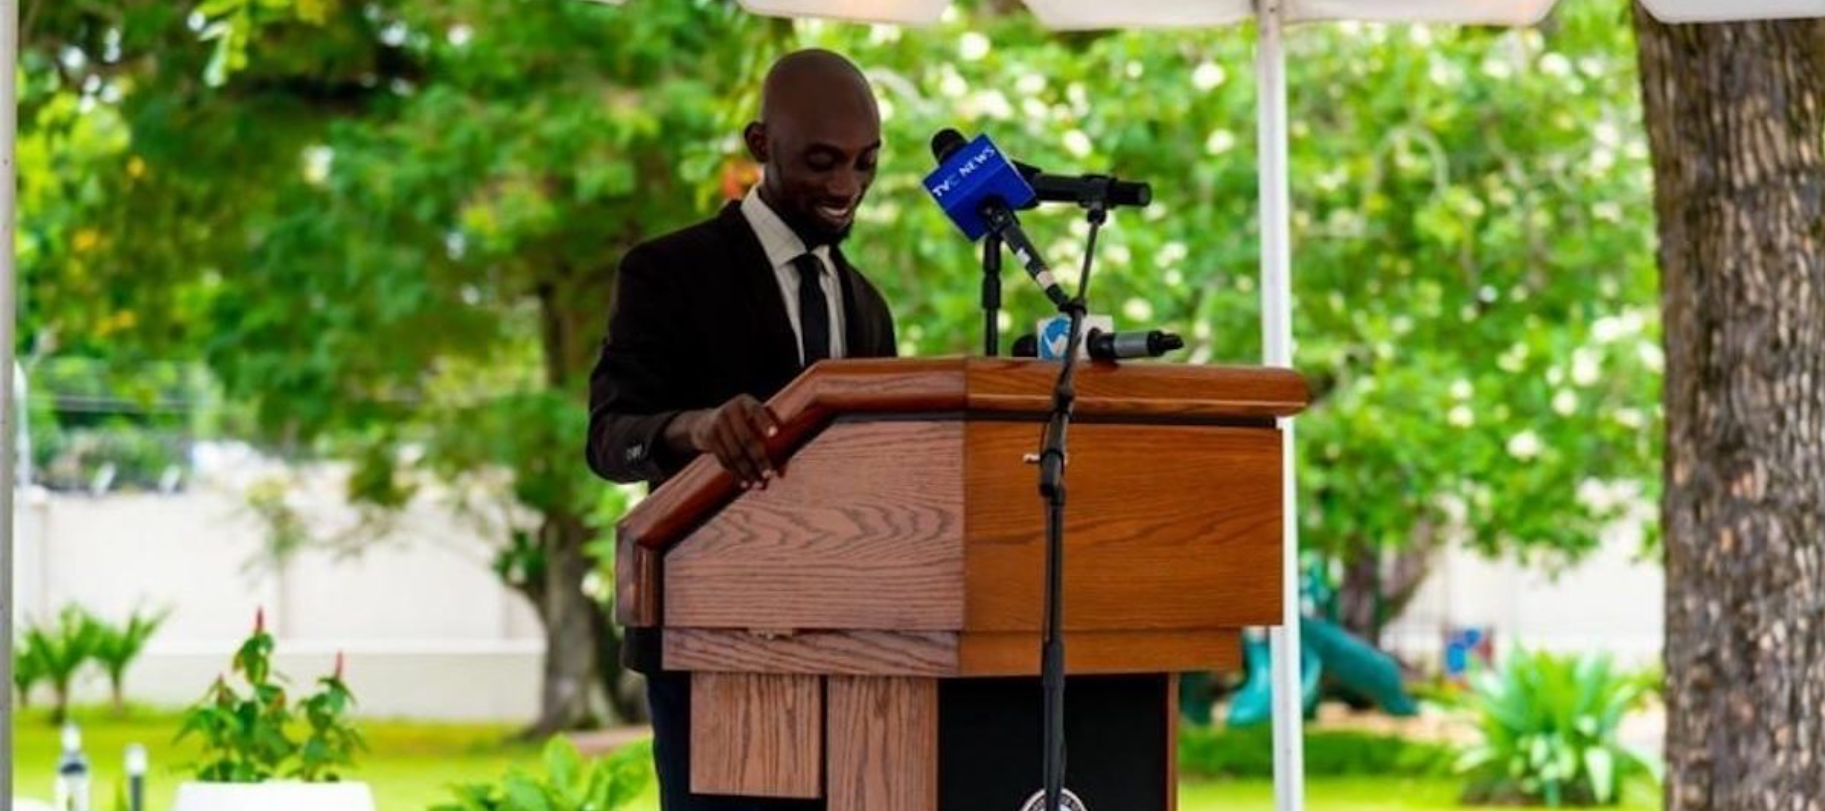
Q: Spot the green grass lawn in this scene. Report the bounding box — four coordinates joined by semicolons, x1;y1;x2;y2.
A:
11;706;561;811
14;707;1657;811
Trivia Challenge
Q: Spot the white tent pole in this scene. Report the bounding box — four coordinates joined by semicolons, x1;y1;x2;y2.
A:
1256;1;1304;811
1;0;19;802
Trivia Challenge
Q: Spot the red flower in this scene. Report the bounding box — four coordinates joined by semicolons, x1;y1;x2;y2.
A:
333;650;345;680
254;606;266;634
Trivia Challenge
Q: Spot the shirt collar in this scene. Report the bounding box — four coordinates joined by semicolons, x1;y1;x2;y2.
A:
741;187;832;272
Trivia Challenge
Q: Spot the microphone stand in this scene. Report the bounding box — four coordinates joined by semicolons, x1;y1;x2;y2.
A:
983;233;1004;356
1036;200;1107;811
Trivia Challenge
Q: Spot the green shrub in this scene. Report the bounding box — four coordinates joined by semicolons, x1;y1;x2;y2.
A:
1455;649;1658;806
91;606;171;714
11;628;49;707
1179;725;1453;780
19;605;105;723
431;737;653;811
12;604;169;718
176;609;366;782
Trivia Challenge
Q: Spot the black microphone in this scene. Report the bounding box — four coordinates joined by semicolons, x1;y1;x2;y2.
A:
1086;328;1184;361
930;127;969;164
1015;162;1152;210
930;129;1072;310
930;129;1150;210
1012;333;1039;358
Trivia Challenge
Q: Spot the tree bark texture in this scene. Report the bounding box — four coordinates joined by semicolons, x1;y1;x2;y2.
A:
1633;10;1825;810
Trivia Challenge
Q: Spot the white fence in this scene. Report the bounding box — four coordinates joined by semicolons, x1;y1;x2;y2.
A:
10;454;546;722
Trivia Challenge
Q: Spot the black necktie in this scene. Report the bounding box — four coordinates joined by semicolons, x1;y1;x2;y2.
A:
792;252;831;366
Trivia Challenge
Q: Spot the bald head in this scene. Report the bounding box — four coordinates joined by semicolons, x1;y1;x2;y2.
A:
761;49;877;125
745;50;882;246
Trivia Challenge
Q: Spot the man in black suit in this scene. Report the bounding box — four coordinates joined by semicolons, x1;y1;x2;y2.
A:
585;49;894;811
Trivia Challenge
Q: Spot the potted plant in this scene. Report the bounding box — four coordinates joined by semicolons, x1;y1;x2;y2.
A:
172;609;373;811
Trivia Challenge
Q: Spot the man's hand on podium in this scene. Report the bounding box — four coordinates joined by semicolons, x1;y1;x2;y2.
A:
663;394;782;489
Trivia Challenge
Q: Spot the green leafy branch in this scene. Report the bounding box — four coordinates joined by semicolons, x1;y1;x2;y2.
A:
176;609;366;783
432;737;653;811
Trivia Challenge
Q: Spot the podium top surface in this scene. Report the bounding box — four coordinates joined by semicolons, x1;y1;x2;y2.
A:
617;358;1307;552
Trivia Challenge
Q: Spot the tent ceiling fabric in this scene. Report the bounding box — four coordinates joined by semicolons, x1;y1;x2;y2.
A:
729;0;1821;27
740;0;950;24
1640;0;1825;20
1022;0;1252;29
1288;0;1556;25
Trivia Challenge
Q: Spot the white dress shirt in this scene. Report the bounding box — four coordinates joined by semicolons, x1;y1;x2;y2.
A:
740;188;846;363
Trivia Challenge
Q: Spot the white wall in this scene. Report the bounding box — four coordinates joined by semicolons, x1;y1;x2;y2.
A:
10;450;548;722
1381;504;1663;669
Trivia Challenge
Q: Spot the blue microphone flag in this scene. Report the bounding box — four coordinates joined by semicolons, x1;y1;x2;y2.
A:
922;134;1037;241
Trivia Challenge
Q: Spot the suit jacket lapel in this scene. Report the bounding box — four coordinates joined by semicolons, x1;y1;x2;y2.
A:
716;203;802;382
832;248;873;359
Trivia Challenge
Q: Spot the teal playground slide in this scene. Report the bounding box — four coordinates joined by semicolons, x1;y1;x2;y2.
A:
1226;617;1418;726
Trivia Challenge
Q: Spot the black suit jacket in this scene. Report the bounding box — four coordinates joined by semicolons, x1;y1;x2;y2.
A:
587;202;897;674
587;200;898;486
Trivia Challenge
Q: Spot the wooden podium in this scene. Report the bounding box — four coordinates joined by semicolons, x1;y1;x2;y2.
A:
616;358;1308;811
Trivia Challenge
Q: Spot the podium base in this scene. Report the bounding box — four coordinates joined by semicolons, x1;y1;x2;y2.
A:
939;674;1172;811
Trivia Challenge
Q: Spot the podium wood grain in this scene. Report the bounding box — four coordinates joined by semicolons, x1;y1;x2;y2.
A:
827;676;937;811
962;359;1306;420
666;628;957;675
663;628;1241;676
962;420;1283;632
615;535;660;627
661;419;1281;636
689;673;822;798
664;420;966;631
618;358;1307;558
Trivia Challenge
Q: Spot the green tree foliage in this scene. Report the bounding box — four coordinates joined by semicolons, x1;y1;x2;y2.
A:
203;0;777;734
20;0;1661;725
22;0;775;733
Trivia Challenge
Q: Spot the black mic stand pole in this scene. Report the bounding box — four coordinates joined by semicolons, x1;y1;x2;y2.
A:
983;232;1004;356
1036;199;1108;811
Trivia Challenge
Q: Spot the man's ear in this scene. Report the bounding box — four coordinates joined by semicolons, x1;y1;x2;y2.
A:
743;121;769;163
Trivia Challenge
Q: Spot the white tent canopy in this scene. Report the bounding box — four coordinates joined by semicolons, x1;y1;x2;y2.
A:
600;0;1825;26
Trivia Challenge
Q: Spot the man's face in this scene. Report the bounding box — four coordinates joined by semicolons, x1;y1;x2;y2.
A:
746;99;881;246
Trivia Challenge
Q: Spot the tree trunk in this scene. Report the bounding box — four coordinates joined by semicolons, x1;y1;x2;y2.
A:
523;509;601;739
519;263;625;738
1337;547;1383;643
591;601;647;724
1335;521;1439;649
52;682;71;725
1633;11;1825;810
